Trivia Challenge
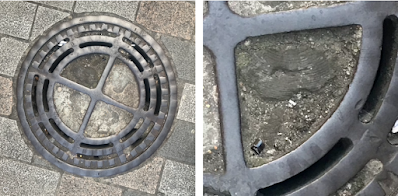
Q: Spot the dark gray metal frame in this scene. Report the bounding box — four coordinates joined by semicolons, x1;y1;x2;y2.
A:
204;2;398;195
17;16;177;177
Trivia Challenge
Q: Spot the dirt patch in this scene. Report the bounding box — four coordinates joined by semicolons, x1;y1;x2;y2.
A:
61;54;108;89
54;83;91;132
235;25;362;167
103;58;139;108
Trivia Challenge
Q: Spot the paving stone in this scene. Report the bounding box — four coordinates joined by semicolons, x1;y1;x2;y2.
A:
122;189;155;196
0;37;29;77
159;120;195;164
32;154;58;170
0;77;13;115
0;2;36;39
58;174;123;196
137;2;195;40
104;157;164;194
74;1;139;22
159;160;195;196
0;117;33;162
177;83;195;123
161;35;195;82
30;6;70;41
0;158;60;196
35;1;74;11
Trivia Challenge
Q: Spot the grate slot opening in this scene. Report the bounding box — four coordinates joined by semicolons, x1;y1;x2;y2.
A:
49;119;74;143
79;42;113;48
77;153;118;160
49;48;74;73
133;122;154;146
118;48;144;72
80;143;114;149
38;122;50;138
32;75;39;116
144;79;150;111
122;37;154;67
78;31;118;38
39;38;70;69
123;122;155;156
359;15;398;123
154;74;162;115
120;118;144;142
42;79;49;112
256;138;353;196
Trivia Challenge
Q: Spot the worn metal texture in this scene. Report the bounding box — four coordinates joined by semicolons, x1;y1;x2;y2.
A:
204;2;398;196
17;15;177;177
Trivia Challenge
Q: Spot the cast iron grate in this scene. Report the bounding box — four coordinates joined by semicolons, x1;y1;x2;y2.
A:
204;2;398;196
17;16;177;177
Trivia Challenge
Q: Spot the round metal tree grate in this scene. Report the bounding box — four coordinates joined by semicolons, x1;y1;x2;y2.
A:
17;15;177;177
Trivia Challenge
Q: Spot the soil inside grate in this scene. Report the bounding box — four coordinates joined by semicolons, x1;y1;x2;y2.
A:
61;54;109;89
54;83;91;132
235;25;362;167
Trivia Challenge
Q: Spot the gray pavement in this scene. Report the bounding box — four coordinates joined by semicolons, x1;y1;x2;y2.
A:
0;1;195;196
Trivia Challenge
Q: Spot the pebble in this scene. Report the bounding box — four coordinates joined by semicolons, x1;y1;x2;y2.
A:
266;149;276;155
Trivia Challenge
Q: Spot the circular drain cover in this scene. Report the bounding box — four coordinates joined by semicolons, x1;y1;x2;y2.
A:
17;15;177;177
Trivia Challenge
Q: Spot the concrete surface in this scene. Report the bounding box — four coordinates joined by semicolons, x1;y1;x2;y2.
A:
74;1;139;22
0;117;33;162
0;1;195;195
103;157;164;194
137;2;195;40
58;174;124;196
0;2;36;39
0;158;60;196
177;83;195;123
35;1;74;11
0;77;13;115
159;120;195;165
159;160;195;196
30;6;70;41
161;35;195;83
0;37;29;76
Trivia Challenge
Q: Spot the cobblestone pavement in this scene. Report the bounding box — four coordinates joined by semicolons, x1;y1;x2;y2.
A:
0;1;195;196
